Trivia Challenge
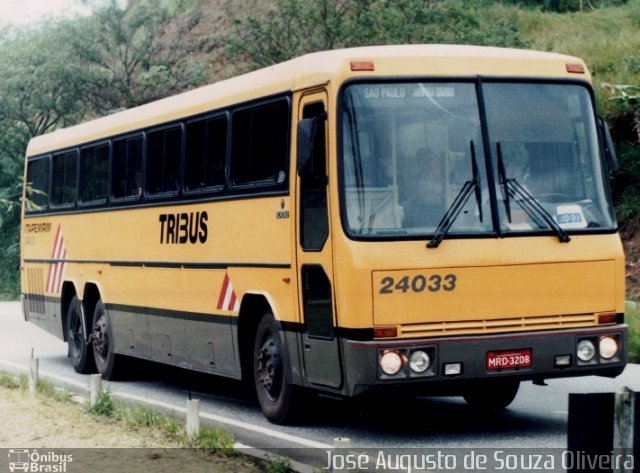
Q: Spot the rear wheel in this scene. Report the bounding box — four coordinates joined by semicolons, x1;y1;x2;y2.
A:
463;379;520;410
92;300;121;380
66;295;95;374
253;313;302;424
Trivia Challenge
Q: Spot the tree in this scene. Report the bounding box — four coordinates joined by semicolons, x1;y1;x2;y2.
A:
0;0;208;298
225;0;356;69
224;0;527;71
67;0;208;114
0;25;90;298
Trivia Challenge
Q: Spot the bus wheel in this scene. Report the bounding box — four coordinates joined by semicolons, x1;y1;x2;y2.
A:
253;313;300;424
463;379;520;410
92;300;120;380
66;295;95;374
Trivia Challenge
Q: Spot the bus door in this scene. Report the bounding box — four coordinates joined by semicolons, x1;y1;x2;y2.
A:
295;91;343;389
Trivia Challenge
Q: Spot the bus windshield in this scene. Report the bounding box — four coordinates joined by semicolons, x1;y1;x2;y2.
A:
340;81;616;239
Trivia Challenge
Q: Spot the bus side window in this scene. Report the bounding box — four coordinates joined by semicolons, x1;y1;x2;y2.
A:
79;143;109;204
25;157;50;212
185;115;227;193
51;150;78;207
231;98;289;188
112;135;143;199
147;125;182;196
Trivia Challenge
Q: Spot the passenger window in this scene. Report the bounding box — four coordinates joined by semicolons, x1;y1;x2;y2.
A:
25;157;50;212
79;143;109;204
147;126;182;195
231;99;289;187
112;135;143;199
51;150;78;206
185;115;227;192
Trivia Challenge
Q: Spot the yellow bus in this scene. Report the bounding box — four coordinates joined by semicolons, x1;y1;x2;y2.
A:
21;45;627;423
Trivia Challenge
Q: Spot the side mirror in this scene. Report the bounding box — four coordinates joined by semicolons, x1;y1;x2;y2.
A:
598;117;618;173
297;116;326;180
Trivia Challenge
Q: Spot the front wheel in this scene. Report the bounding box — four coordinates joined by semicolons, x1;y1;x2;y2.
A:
253;313;302;424
92;300;121;380
463;379;520;410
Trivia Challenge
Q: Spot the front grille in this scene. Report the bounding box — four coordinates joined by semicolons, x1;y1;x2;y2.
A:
399;313;598;338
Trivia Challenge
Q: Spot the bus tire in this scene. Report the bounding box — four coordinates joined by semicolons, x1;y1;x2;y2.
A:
92;300;120;380
66;295;95;374
463;379;520;410
253;313;301;424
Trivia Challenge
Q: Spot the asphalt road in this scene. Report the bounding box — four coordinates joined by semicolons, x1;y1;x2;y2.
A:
1;301;638;470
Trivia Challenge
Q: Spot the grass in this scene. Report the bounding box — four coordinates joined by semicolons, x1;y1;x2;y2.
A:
0;371;289;472
86;390;237;453
1;373;240;454
87;394;294;471
499;2;640;114
0;371;24;390
627;305;640;363
0;372;73;402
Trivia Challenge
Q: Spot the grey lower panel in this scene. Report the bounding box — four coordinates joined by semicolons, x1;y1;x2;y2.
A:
25;299;65;341
108;305;240;379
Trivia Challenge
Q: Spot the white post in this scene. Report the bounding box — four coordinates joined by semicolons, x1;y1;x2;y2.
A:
28;355;39;397
614;386;635;473
90;374;103;407
332;437;352;473
186;399;200;438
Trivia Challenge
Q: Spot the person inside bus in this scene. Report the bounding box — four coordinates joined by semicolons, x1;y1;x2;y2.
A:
401;146;445;229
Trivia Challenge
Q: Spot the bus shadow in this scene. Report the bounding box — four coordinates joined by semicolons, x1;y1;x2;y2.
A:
118;357;255;402
115;358;566;442
308;392;566;441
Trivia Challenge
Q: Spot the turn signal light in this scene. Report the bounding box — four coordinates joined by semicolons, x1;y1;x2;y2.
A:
374;326;397;338
597;312;617;325
351;61;375;71
566;63;585;74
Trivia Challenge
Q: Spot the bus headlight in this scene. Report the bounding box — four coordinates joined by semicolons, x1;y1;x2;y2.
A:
577;339;596;362
409;350;430;373
380;350;403;375
599;336;618;360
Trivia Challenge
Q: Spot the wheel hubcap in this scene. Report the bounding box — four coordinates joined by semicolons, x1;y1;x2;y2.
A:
93;315;109;359
256;336;282;401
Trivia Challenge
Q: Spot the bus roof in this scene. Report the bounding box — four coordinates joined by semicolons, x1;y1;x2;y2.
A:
26;44;589;156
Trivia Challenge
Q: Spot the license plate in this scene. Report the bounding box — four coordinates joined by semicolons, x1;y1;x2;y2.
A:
486;349;532;370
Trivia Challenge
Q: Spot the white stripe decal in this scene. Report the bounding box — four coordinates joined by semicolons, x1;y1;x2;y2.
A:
216;273;240;312
46;225;67;294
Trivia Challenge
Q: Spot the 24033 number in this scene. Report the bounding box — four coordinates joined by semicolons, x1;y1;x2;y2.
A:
379;274;457;294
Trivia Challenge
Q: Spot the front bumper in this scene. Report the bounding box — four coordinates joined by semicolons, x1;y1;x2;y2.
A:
342;325;628;396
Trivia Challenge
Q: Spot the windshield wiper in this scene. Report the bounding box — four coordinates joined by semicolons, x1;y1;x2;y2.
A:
427;142;482;249
496;143;570;243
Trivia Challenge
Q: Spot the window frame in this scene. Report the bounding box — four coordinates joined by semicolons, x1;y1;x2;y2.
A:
337;77;617;242
23;93;293;215
230;96;291;191
50;148;79;209
24;155;52;214
184;112;229;196
145;123;184;199
78;141;111;207
110;133;145;203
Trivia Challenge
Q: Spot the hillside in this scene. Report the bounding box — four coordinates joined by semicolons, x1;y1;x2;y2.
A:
1;0;639;298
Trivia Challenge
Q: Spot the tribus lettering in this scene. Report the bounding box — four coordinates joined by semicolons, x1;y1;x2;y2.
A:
159;211;208;244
